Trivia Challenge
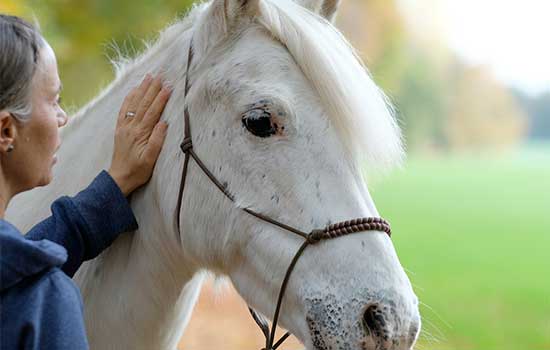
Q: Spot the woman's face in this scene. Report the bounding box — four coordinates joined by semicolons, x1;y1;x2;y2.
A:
13;42;67;190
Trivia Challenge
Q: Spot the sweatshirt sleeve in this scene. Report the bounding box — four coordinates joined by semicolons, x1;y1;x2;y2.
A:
25;171;139;277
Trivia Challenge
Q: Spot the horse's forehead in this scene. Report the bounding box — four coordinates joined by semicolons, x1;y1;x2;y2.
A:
220;29;297;78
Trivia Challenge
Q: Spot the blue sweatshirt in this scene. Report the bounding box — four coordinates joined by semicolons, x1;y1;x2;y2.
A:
0;171;138;350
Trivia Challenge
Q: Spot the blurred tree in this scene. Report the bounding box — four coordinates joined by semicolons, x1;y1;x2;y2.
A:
0;1;24;14
527;93;550;140
513;91;550;141
446;64;528;150
338;0;528;152
338;0;450;150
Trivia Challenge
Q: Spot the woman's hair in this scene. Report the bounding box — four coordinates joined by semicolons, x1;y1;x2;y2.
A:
0;15;45;122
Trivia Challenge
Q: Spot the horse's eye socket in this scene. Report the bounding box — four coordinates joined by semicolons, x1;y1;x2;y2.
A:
242;109;278;138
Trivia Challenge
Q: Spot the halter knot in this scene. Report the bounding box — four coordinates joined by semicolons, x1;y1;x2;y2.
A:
180;137;193;153
307;229;326;244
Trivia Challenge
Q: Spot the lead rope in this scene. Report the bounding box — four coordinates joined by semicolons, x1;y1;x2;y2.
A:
175;39;392;350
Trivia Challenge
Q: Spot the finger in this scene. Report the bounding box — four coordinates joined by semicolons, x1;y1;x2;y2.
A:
135;76;163;123
118;87;139;125
143;122;168;166
142;87;171;131
126;74;154;122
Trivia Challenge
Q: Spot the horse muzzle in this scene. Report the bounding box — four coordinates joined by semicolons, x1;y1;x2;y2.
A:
304;291;421;350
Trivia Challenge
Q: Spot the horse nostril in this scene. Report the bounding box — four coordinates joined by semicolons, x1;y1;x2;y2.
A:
362;304;387;336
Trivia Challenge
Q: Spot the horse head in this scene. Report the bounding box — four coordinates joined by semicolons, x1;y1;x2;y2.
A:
150;0;421;348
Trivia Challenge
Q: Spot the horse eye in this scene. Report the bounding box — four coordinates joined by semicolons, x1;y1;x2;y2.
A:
242;108;278;138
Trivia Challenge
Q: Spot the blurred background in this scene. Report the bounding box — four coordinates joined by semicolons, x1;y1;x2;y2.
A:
2;0;549;349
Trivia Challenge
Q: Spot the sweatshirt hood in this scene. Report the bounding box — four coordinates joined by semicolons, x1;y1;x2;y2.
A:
0;220;67;291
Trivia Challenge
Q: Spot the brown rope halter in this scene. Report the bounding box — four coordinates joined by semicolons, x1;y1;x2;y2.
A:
175;39;392;350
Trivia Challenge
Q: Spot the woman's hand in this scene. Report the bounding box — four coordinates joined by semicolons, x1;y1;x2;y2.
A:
108;74;170;196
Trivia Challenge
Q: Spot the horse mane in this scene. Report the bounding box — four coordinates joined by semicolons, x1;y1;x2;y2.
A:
257;0;404;170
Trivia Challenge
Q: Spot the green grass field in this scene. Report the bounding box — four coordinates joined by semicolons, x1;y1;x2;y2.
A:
370;146;550;350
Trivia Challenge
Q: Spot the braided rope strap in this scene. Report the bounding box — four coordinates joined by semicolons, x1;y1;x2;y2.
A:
308;217;391;244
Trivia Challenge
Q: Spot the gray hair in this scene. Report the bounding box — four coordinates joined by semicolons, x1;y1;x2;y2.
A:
0;15;45;122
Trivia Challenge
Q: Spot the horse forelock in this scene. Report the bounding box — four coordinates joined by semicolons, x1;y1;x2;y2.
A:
257;0;404;172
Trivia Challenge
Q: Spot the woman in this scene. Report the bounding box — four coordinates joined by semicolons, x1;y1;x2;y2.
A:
0;15;170;349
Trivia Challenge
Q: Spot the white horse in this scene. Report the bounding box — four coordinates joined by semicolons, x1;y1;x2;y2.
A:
8;0;421;349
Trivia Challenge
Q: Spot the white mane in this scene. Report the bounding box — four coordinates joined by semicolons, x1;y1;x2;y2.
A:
257;0;404;169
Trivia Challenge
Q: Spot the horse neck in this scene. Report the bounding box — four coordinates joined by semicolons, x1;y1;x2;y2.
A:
72;31;211;349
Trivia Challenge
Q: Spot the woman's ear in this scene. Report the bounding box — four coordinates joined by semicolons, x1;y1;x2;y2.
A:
0;111;17;154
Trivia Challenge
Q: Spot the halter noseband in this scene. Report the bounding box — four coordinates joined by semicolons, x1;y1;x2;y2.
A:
175;39;392;350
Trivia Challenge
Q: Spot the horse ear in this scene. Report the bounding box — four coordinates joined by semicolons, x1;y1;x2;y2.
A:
299;0;341;22
223;0;261;25
320;0;341;22
193;0;261;58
